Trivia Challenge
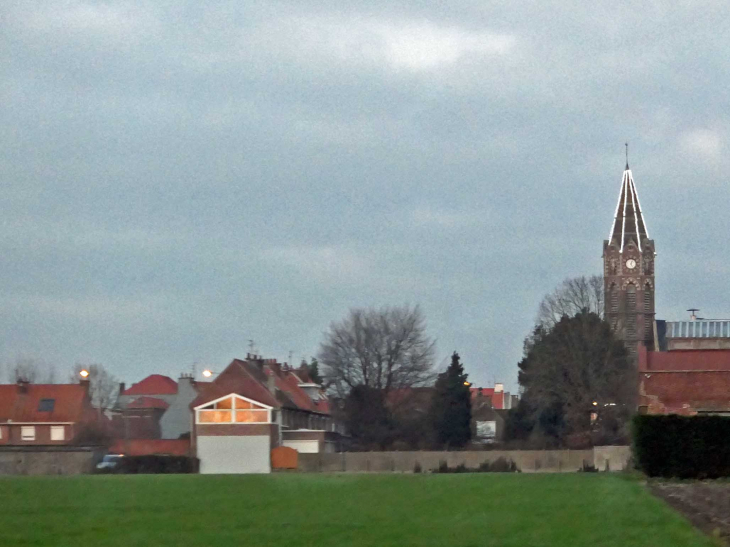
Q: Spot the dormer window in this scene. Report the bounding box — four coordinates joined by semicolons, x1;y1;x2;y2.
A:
38;399;55;412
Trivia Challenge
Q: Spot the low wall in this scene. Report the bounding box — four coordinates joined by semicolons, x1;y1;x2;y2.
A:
298;446;631;473
0;446;104;475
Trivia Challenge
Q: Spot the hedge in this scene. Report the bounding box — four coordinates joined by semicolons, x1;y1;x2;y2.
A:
115;455;199;474
632;414;730;478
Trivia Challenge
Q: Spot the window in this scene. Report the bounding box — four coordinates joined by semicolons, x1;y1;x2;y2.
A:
643;284;652;312
626;284;636;311
21;426;36;441
196;395;270;424
38;399;55;412
609;285;618;313
51;426;65;441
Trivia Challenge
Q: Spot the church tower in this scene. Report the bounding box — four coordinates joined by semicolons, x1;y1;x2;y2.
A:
603;156;655;358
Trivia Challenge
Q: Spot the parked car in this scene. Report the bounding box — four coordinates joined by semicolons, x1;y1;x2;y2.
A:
96;454;124;473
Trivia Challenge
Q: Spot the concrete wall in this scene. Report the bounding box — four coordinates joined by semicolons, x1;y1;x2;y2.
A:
0;447;103;475
298;447;631;473
197;435;271;474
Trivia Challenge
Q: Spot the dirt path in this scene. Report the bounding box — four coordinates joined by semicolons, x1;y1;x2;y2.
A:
650;481;730;544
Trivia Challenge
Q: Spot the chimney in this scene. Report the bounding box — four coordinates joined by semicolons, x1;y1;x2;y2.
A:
264;367;277;394
118;382;126;396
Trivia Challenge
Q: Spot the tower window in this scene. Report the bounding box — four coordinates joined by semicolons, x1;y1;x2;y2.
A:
609;284;618;313
644;283;652;312
626;284;636;311
626;284;637;339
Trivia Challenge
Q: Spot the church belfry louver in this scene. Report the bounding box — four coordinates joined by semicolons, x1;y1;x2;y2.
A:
603;155;655;357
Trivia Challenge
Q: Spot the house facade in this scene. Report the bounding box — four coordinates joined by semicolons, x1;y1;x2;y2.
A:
0;380;97;446
191;356;341;474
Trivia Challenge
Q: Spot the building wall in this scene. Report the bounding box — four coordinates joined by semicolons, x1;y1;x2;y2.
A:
0;447;102;475
160;377;197;439
638;345;730;414
0;424;73;446
296;448;627;473
197;435;271;474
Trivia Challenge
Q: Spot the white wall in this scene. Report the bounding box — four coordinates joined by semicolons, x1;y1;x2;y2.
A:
282;439;320;453
197;435;271;474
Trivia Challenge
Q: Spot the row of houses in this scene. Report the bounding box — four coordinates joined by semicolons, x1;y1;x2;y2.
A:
5;318;726;474
0;353;518;472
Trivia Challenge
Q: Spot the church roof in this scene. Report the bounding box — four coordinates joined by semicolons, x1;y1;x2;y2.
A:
608;163;650;252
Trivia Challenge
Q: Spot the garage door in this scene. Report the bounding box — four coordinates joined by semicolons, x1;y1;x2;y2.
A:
198;435;271;474
282;440;320;453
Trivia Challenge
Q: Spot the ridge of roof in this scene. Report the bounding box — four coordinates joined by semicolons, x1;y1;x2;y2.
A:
123;374;177;396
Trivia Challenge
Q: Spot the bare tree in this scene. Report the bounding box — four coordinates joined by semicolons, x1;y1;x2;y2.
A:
7;357;57;383
70;364;119;412
318;305;436;398
536;275;604;329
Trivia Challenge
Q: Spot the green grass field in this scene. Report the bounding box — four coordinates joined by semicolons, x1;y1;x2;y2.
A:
0;473;714;547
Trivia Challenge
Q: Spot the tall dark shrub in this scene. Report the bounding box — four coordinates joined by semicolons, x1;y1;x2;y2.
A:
430;352;472;448
633;415;730;478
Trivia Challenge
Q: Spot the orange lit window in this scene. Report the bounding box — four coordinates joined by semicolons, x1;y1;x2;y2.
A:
235;410;268;423
235;398;253;409
198;410;232;423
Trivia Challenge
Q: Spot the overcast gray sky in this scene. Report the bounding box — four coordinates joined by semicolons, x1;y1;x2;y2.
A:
2;1;729;390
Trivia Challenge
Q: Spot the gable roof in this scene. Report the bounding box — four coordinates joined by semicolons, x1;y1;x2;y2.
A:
191;360;281;409
190;358;330;415
122;375;177;396
0;383;92;423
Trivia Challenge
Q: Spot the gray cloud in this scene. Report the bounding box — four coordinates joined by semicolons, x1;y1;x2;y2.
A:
3;0;729;389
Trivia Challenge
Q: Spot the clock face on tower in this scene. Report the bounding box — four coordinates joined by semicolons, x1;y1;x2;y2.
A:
625;258;637;270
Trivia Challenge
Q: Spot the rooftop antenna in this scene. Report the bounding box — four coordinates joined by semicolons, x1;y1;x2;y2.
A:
248;339;256;356
625;142;629;169
687;308;699;321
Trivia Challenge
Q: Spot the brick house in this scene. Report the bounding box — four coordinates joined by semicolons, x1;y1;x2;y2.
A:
191;355;340;474
0;380;97;445
112;373;203;442
638;320;730;415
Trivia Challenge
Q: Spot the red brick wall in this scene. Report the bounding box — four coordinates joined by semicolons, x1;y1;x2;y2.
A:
196;423;276;436
1;424;72;445
638;346;730;414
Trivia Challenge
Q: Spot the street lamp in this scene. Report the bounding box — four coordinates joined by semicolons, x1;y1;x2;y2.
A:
202;369;219;378
79;369;89;378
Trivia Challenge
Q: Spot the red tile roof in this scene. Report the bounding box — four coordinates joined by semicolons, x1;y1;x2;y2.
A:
126;396;170;410
191;358;330;415
191;360;281;409
108;439;190;456
0;383;92;423
123;375;177;396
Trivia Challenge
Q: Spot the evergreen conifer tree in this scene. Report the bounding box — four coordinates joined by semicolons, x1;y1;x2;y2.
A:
430;352;472;447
